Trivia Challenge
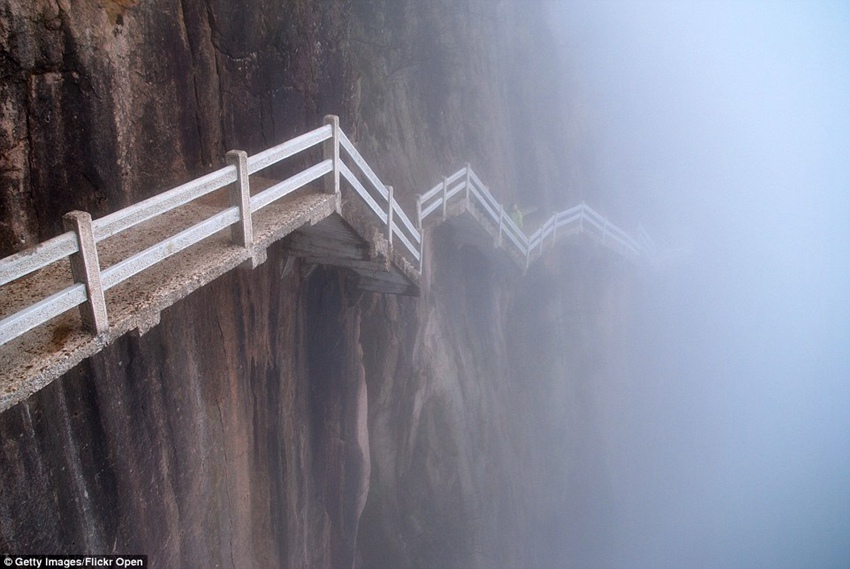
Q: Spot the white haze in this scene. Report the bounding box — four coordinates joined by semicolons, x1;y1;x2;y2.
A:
547;1;850;567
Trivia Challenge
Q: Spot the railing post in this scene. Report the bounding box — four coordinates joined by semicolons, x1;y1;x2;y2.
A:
226;150;253;248
63;211;108;335
386;185;394;254
323;115;341;211
441;176;448;220
464;163;471;204
415;194;422;231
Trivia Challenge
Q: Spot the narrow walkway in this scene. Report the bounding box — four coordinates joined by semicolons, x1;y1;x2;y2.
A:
0;186;335;408
0;116;650;411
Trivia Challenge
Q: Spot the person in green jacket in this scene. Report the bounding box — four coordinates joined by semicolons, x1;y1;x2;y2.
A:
510;203;523;229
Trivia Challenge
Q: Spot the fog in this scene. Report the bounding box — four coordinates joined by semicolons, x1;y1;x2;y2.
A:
548;1;850;567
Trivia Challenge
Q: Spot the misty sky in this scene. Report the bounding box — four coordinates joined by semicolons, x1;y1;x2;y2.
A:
547;1;850;568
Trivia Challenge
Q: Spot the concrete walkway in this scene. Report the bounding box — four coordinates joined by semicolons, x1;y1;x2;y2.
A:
0;179;417;411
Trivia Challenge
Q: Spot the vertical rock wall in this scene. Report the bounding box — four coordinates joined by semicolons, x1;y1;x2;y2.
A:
343;2;630;567
0;0;351;256
1;0;367;565
0;244;371;568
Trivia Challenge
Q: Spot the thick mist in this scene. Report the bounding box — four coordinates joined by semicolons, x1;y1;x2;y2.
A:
548;1;850;567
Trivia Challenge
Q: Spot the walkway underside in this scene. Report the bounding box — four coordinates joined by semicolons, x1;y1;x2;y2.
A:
289;215;419;296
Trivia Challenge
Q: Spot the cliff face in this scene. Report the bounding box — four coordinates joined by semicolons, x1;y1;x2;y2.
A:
356;230;634;568
1;1;633;567
0;0;350;255
348;3;630;564
0;244;371;567
2;1;366;565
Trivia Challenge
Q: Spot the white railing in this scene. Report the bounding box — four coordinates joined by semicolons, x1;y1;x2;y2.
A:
338;130;421;263
417;164;651;268
0;116;420;346
0;117;649;349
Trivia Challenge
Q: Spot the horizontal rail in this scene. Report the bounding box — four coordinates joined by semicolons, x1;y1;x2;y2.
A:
528;222;546;244
339;130;388;201
93;166;237;241
582;213;605;233
247;125;332;175
445;169;466;190
420;169;466;205
391;199;420;245
468;170;500;214
421;198;442;221
392;221;420;261
446;180;465;202
503;213;525;246
421;181;444;204
503;218;526;252
469;183;499;222
0;283;87;344
580;204;636;251
251;160;333;213
340;162;385;221
557;204;583;220
556;212;582;229
101;208;239;290
0;232;78;286
341;163;422;259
